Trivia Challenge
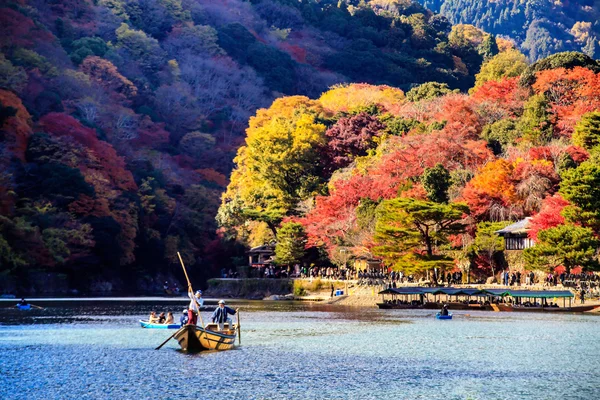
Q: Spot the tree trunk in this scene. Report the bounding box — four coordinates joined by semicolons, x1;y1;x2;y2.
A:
266;221;278;238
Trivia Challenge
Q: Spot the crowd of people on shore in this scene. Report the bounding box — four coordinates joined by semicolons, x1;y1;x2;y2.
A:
229;264;599;303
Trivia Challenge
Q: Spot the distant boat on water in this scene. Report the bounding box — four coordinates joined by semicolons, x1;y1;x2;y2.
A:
140;320;181;329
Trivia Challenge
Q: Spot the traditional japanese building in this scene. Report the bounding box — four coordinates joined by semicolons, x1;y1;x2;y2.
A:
495;218;535;250
247;243;276;267
354;255;384;271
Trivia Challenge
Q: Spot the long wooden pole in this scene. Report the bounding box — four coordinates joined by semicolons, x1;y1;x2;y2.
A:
155;326;184;350
236;308;241;345
177;252;192;289
177;251;209;343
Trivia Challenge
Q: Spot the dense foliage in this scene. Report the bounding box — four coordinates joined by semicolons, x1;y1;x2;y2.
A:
0;0;495;293
221;50;600;278
417;0;600;61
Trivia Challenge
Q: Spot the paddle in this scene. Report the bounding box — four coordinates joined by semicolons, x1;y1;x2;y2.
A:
29;304;44;310
236;308;241;346
155;326;185;350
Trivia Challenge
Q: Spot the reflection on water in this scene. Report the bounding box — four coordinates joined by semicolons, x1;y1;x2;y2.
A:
1;300;599;400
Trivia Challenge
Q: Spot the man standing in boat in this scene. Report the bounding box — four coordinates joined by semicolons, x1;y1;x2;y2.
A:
187;289;204;325
212;300;237;331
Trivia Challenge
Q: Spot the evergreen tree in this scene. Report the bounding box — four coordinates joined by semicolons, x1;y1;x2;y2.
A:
274;222;307;266
572;111;600;152
478;34;499;60
524;224;599;272
518;94;553;145
421;163;451;204
373;198;469;275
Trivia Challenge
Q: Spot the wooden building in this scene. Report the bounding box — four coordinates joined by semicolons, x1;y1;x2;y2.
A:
354;255;384;271
495;218;535;250
247;244;275;267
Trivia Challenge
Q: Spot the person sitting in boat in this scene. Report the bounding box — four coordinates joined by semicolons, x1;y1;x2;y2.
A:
149;311;159;323
164;312;174;325
440;304;449;316
18;298;28;306
212;300;237;331
180;309;189;325
187;289;204;325
158;312;166;324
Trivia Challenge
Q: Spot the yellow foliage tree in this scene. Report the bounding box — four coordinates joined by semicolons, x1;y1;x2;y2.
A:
217;96;327;237
318;83;404;113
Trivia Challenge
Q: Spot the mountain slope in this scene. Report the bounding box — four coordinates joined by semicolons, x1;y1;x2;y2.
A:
416;0;600;61
0;0;490;294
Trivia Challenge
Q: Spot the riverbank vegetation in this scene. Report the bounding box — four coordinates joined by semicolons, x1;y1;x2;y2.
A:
219;50;600;280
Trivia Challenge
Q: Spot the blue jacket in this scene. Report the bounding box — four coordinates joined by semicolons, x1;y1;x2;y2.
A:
211;306;236;323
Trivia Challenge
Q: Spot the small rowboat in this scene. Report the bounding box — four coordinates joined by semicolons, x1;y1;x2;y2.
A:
139;320;181;329
436;312;453;320
16;304;31;311
174;323;237;352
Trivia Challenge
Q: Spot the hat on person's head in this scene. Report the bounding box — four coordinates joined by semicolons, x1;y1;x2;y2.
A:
183;309;187;313
195;290;202;295
218;300;225;304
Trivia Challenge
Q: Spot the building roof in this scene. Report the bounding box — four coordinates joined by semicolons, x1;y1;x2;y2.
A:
495;218;532;236
378;287;574;298
248;244;275;254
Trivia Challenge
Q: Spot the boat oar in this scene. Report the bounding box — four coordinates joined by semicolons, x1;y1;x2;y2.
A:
236;308;241;346
29;304;44;310
155;326;185;350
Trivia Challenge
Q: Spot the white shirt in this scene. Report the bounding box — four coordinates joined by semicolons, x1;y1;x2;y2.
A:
188;293;204;312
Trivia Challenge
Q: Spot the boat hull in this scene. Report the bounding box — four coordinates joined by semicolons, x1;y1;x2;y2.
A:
174;324;237;353
494;304;600;313
378;302;488;311
16;304;31;310
139;320;181;329
436;313;453;320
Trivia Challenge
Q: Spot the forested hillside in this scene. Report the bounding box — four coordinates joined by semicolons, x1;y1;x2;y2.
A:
417;0;600;61
219;51;600;278
0;0;495;294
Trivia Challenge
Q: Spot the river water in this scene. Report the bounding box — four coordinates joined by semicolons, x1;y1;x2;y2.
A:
1;300;599;400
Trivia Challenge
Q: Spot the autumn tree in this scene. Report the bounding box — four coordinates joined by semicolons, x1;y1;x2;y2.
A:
217;97;326;237
80;56;137;99
472;49;528;91
519;51;600;87
324;112;384;171
528;194;569;240
373;198;469;276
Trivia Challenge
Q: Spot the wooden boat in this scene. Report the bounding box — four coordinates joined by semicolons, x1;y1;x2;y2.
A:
377;302;488;311
435;312;452;320
494;304;600;313
174;323;237;353
15;304;31;311
139;320;181;329
377;302;424;310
